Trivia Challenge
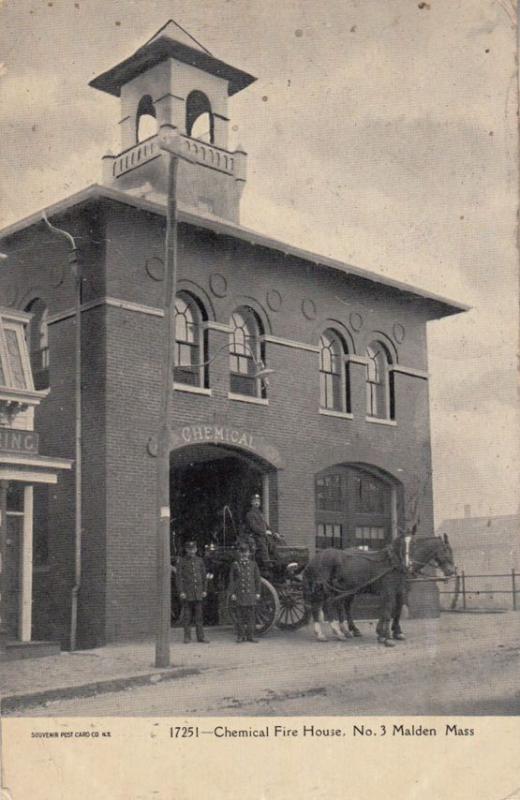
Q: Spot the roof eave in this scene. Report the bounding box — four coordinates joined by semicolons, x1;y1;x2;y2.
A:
89;36;257;98
0;184;469;319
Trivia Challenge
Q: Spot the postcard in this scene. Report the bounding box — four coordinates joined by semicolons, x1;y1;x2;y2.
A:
0;1;518;798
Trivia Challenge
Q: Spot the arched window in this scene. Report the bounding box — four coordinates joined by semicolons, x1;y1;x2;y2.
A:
174;293;207;388
186;90;214;143
25;298;49;390
229;307;264;397
136;95;158;142
315;465;396;551
366;341;394;419
319;329;350;412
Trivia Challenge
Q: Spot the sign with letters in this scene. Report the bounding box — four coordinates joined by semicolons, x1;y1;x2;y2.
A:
0;427;39;455
169;422;284;469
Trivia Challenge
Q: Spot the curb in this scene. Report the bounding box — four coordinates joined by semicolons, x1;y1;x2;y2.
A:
1;666;201;713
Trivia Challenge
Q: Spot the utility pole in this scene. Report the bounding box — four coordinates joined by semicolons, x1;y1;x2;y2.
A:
154;146;179;668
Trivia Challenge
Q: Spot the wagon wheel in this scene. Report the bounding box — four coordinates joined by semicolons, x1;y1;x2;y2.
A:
226;578;280;636
276;584;310;630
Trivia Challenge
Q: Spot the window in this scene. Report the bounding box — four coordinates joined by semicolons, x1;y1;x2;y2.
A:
316;473;343;511
26;299;49;390
315;465;394;550
355;474;385;514
174;293;207;387
136;95;158;142
319;329;350;412
186;91;214;143
0;315;32;391
316;523;342;550
4;328;26;389
354;526;386;550
229;307;265;397
366;340;393;419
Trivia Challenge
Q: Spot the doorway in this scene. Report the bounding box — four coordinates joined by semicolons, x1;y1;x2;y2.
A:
170;445;272;552
170;444;275;626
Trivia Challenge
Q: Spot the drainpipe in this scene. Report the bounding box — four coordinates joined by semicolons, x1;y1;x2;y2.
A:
42;213;82;651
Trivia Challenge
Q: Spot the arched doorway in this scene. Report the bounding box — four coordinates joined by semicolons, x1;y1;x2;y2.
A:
315;463;402;551
169;442;278;626
170;443;277;551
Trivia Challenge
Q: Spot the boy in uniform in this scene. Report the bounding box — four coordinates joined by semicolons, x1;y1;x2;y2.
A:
176;540;210;644
229;541;262;643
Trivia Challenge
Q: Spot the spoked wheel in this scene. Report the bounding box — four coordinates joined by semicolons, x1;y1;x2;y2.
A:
226;577;280;636
255;578;281;634
276;584;310;630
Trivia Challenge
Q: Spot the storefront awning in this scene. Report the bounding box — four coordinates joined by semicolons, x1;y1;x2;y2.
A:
0;452;72;484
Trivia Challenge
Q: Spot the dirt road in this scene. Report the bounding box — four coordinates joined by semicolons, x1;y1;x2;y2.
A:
9;611;519;716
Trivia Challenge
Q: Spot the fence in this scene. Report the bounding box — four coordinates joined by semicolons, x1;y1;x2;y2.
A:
439;569;518;611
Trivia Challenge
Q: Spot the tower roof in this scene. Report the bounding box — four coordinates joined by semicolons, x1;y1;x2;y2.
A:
89;22;257;98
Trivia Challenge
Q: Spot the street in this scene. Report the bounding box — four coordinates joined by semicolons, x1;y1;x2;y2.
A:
7;611;520;716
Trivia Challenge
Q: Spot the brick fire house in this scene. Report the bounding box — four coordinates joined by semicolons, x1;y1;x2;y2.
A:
0;22;466;648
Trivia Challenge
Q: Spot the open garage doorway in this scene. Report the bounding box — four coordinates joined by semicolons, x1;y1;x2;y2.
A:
169;444;277;626
170;444;277;553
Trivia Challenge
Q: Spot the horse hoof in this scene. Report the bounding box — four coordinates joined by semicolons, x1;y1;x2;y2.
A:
352;629;362;638
377;636;387;644
332;632;347;641
384;639;396;648
341;629;354;639
393;633;406;641
316;634;328;642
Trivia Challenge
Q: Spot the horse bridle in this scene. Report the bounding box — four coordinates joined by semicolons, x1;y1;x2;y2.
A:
405;537;451;577
323;539;451;602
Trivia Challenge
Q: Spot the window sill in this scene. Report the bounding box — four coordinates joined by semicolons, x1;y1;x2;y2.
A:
228;393;269;406
174;383;212;397
319;408;353;420
365;416;397;427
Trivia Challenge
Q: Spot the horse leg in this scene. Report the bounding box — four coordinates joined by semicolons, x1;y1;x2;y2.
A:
343;597;361;637
335;599;353;638
377;589;395;647
310;599;328;641
391;589;406;641
327;598;347;641
338;601;354;639
320;596;345;640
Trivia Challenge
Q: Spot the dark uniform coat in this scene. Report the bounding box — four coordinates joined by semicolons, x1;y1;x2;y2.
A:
245;508;268;537
176;555;207;602
229;558;262;606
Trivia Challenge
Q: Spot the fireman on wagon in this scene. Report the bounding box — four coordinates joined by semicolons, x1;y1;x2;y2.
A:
243;492;281;576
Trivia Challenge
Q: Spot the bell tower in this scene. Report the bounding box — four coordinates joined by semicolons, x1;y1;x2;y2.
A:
90;21;256;222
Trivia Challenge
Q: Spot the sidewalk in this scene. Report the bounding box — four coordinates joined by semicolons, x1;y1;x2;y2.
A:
1;612;516;714
1;627;243;712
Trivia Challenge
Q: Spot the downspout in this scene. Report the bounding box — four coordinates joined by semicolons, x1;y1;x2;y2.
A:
42;213;82;651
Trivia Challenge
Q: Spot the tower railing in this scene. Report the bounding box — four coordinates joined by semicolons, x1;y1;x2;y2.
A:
109;133;240;180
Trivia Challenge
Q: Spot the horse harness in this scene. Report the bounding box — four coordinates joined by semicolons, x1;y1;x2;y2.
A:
321;538;441;604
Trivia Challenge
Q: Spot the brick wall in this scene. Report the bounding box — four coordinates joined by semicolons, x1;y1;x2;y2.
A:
0;198;440;644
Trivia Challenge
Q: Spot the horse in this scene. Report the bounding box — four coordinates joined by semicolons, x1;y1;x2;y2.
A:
302;535;456;647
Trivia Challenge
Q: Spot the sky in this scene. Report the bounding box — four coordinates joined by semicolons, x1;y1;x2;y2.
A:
0;0;518;525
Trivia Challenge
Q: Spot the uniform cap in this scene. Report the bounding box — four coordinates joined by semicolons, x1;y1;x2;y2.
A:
185;540;197;549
